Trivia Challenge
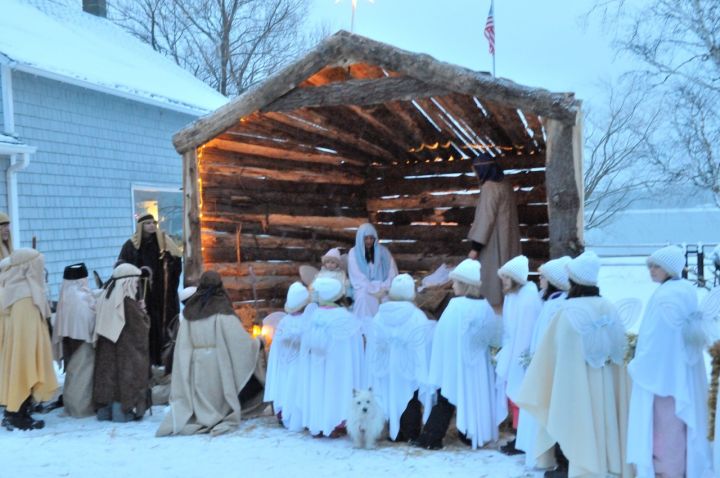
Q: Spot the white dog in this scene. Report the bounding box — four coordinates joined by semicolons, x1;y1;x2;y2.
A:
347;388;385;449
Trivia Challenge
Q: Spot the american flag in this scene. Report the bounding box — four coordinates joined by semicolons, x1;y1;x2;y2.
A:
484;1;495;55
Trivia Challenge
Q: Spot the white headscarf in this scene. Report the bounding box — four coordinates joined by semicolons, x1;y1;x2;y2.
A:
94;264;141;343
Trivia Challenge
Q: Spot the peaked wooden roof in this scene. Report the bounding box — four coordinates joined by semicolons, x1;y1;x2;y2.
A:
173;30;581;154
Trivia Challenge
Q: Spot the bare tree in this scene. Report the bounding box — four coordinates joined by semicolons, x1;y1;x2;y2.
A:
583;81;663;230
109;0;315;96
589;0;720;206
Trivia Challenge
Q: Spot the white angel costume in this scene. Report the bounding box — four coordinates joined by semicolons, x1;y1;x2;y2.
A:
515;290;566;467
627;278;713;478
366;278;435;440
496;280;542;417
264;301;317;432
298;278;364;436
516;296;633;477
426;296;502;448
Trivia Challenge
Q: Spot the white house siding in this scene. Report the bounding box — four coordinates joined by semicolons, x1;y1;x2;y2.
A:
11;71;195;297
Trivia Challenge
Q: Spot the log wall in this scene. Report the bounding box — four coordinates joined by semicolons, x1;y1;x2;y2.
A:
198;146;362;309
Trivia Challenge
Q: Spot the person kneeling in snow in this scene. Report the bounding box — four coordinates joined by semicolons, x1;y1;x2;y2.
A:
366;273;435;442
412;259;502;450
299;276;364;438
93;263;151;423
0;248;58;430
157;271;266;437
627;245;713;477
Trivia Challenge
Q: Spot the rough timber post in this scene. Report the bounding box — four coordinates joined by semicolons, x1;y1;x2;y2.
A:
544;112;584;258
183;148;203;285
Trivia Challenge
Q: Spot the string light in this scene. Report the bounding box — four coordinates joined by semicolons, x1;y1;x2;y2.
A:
408;142;532;153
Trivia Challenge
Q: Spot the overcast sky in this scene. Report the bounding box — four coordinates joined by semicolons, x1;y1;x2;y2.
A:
309;0;637;108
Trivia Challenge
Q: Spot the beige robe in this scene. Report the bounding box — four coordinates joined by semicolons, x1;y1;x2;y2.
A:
516;300;634;478
156;313;265;437
0;250;57;412
467;179;521;306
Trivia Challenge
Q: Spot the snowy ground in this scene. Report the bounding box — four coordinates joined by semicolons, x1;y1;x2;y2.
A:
0;260;693;478
2;408;537;478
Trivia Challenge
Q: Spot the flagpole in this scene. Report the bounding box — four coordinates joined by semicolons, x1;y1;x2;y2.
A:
491;0;495;77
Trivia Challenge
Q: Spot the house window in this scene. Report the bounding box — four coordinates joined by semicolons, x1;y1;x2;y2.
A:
132;185;183;246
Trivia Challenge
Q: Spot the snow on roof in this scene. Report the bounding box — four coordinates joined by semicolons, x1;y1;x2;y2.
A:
0;0;228;115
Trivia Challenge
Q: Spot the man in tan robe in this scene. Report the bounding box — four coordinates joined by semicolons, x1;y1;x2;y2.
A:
467;159;521;307
0;248;57;430
156;271;266;437
515;251;633;478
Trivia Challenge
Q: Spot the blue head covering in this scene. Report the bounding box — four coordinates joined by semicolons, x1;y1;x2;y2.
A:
354;223;391;282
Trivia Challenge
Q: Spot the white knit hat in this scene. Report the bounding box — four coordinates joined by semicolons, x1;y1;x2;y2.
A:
647;245;685;279
321;248;343;268
285;281;310;313
497;255;529;285
539;256;571;291
388;273;416;301
179;286;197;302
313;277;344;303
566;251;601;286
449;259;481;287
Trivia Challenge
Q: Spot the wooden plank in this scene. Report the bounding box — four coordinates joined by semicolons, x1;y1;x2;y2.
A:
263;77;451;112
366;170;545;197
203;188;366;210
206;261;304;278
201;147;365;177
204;197;368;218
306;105;418;163
201;172;366;197
243;112;390;165
184;149;203;285
368;155;545;180
201;212;366;231
200;160;364;186
205;138;366;167
269;110;399;163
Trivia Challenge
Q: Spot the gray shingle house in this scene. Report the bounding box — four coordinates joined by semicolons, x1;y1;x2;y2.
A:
0;0;227;295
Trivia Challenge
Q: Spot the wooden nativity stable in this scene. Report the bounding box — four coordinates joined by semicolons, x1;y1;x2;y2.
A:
173;31;584;316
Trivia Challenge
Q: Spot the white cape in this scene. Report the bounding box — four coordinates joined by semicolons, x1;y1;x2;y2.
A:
366;300;435;440
497;282;542;406
515;291;566;467
298;305;365;436
627;279;713;478
264;303;316;431
427;296;502;449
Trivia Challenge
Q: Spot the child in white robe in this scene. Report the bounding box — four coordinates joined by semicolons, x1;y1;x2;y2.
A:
312;248;351;301
495;255;542;455
515;256;571;468
298;277;364;437
627;245;713;478
366;273;434;442
412;259;502;450
264;282;316;431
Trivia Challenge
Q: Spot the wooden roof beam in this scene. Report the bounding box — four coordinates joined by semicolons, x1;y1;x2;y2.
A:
262;77;450;113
